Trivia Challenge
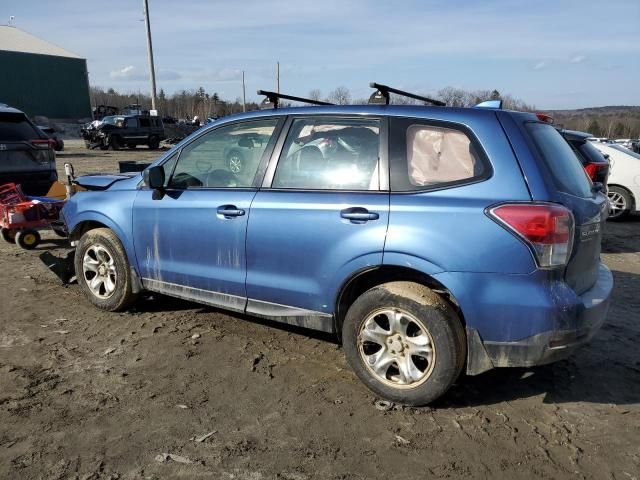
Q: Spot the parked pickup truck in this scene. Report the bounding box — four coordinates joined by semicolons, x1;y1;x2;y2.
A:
81;114;165;150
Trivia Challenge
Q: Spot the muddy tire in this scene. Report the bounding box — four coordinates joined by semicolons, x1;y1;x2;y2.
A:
74;228;138;311
1;228;17;244
607;186;633;221
15;229;41;250
148;136;160;150
342;281;466;406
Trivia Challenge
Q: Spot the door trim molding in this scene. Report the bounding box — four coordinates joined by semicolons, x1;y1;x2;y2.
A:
246;298;334;333
141;278;335;333
142;278;247;313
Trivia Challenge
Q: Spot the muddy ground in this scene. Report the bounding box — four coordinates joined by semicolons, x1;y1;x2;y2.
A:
1;141;639;479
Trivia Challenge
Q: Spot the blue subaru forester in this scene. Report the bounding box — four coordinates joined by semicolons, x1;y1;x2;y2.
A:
61;94;612;405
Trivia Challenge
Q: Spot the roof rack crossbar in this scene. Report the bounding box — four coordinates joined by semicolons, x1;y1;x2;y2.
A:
257;90;334;109
368;82;446;107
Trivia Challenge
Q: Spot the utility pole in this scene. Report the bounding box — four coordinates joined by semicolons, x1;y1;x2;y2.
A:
143;0;157;111
242;70;246;112
276;61;280;94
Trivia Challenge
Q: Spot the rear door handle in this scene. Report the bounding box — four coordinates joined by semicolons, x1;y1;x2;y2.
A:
340;207;380;222
217;205;245;218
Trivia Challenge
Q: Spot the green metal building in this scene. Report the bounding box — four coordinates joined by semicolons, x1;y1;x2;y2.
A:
0;25;91;119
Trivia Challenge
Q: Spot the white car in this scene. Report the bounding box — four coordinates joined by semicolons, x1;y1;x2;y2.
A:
591;142;640;220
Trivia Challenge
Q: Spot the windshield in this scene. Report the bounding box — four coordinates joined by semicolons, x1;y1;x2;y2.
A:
102;116;124;125
610;144;640;160
526;122;593;198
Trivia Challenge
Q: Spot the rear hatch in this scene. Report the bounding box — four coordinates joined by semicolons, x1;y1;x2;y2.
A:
523;122;607;294
0;112;56;194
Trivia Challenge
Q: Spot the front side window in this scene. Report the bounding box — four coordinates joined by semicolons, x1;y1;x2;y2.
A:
169;118;279;189
125;118;138;129
272;118;380;190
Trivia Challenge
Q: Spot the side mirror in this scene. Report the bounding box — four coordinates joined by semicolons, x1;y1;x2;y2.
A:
143;165;165;190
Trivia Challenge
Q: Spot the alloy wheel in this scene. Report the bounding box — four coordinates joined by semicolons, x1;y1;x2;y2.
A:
607;191;627;218
82;244;118;299
358;308;436;388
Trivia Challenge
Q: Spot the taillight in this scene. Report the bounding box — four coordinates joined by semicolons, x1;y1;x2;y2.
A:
488;203;574;268
31;139;55;149
583;162;608;181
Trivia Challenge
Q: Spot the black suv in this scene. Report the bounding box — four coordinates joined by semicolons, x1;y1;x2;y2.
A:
0;106;57;196
82;114;165;150
560;129;610;186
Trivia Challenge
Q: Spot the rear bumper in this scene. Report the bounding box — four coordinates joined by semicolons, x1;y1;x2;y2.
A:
436;264;613;374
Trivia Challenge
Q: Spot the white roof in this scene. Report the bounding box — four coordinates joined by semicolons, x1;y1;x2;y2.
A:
0;25;82;59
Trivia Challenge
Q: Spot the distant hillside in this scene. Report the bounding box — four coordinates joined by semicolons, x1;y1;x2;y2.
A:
545;106;640;138
548;106;640;116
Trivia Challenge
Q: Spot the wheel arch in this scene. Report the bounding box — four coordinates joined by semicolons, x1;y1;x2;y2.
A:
69;214;133;263
334;265;466;335
69;218;143;294
333;265;495;376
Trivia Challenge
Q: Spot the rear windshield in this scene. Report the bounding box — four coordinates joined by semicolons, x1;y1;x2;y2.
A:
579;141;608;164
526;122;593;198
0;112;39;141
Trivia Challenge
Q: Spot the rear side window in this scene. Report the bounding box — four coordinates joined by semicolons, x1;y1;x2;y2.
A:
0;112;39;141
139;117;150;128
527;123;592;198
390;119;489;191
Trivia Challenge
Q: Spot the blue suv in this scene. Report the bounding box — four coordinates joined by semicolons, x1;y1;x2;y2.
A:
61;100;613;405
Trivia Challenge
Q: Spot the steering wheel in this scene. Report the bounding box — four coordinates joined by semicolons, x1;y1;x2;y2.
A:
195;157;214;173
205;169;238;188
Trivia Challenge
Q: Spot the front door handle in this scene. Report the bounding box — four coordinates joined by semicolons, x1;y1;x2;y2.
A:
340;207;380;223
217;205;245;218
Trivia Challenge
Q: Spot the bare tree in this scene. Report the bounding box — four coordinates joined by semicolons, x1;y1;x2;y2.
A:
308;89;322;102
328;86;352;105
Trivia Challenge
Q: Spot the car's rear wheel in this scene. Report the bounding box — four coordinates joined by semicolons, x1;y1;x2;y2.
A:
342;281;465;406
74;228;138;311
148;136;160;149
607;186;633;221
109;135;121;150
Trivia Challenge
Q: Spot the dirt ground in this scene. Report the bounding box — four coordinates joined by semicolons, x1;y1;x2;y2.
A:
1;141;639;479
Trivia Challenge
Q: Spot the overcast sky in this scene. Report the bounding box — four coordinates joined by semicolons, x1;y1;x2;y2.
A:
3;0;639;109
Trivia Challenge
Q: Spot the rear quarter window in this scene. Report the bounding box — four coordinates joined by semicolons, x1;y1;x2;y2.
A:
527;123;593;198
390;118;490;191
0;112;39;141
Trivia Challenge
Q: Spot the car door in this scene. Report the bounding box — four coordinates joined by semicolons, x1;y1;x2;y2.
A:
245;115;390;331
122;117;139;144
132;117;283;312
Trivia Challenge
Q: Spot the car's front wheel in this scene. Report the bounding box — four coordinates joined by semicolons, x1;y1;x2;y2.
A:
342;281;466;406
74;228;138;311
